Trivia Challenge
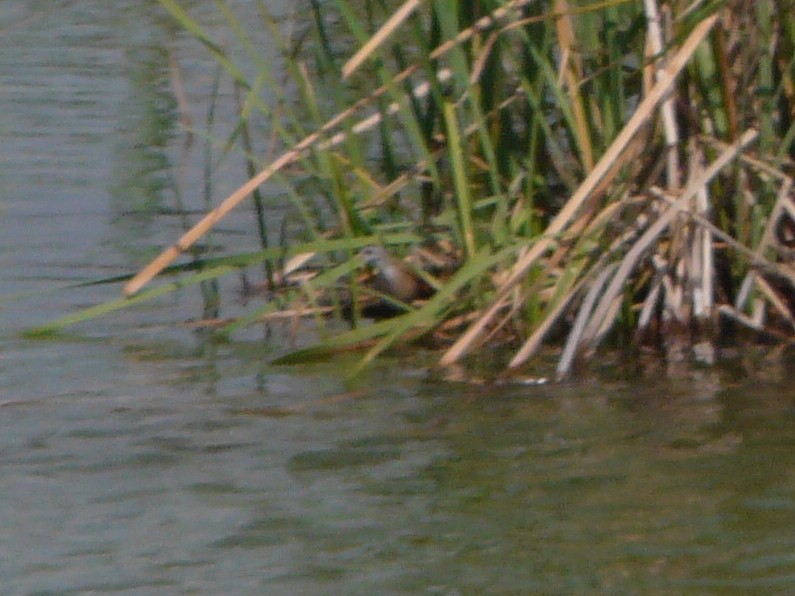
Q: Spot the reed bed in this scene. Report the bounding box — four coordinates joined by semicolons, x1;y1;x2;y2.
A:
36;0;795;379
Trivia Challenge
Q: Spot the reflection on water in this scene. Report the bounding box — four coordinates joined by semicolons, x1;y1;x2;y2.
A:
2;1;795;594
3;354;795;593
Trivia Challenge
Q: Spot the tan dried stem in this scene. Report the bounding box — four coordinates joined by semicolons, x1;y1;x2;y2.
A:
643;0;680;189
589;130;757;328
440;14;719;367
552;129;758;378
123;0;539;296
554;0;593;171
342;0;425;80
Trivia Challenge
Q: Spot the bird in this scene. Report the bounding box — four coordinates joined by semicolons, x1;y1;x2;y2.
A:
359;245;433;304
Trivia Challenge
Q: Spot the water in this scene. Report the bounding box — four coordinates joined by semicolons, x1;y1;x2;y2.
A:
3;2;795;594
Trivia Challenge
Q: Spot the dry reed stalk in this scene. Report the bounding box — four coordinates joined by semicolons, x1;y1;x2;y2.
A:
122;68;451;296
124;1;538;297
552;129;758;376
342;0;425;80
346;0;538;81
556;263;618;378
735;177;792;310
701;135;794;182
440;14;719;367
692;153;714;320
585;130;757;334
509;198;638;368
719;304;795;342
318;68;453;151
124;148;298;296
643;0;680;189
508;275;581;367
554;0;593;171
753;275;795;330
718;304;762;331
635;269;664;333
676;142;714;321
649;184;795;287
476;239;573;355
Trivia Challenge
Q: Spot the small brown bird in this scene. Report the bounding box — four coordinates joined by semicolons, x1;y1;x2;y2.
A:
359;245;433;303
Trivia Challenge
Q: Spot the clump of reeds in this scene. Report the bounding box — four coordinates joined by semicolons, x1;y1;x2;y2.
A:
37;0;795;379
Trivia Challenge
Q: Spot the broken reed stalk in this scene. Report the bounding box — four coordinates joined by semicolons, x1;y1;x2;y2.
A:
440;13;719;367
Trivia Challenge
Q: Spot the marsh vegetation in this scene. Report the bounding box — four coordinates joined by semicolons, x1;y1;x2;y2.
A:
38;0;795;379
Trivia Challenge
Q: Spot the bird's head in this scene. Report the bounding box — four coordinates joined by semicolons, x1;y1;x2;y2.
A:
359;245;390;268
